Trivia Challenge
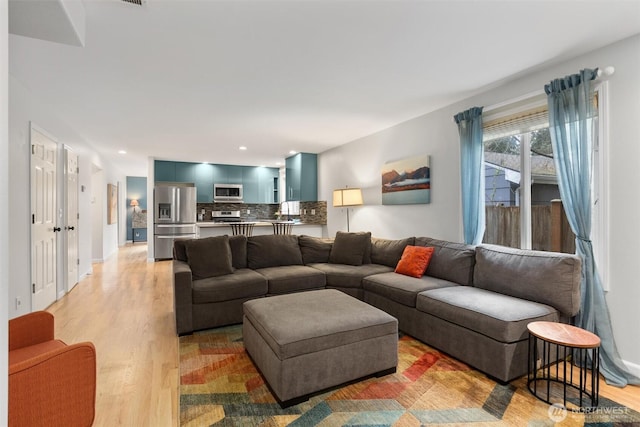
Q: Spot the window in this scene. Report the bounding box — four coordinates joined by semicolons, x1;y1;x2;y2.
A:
482;85;609;289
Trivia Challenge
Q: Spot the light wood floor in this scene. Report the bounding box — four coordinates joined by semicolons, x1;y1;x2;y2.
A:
47;243;639;426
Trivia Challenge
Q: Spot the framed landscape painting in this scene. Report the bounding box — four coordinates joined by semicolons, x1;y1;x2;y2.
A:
107;183;118;224
381;155;431;205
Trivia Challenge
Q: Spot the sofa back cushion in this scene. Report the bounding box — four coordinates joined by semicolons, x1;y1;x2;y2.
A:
173;239;189;262
474;244;581;317
329;231;372;266
229;235;248;269
247;235;303;269
184;236;234;279
299;235;333;264
415;237;476;286
371;237;415;267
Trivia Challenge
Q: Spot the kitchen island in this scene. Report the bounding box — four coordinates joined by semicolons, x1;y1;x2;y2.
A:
196;221;326;238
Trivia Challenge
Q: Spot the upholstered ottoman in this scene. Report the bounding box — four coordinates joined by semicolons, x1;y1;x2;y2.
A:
243;289;398;406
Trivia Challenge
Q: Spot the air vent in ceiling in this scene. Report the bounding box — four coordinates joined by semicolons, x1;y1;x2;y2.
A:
121;0;145;5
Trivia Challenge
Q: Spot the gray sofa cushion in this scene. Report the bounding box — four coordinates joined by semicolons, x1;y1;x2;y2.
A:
229;235;248;269
309;263;393;289
363;272;458;307
173;239;189;262
255;265;326;294
415;237;476;286
370;237;415;267
243;289;397;360
185;236;234;279
329;231;372;266
299;235;333;264
417;287;559;343
474;244;582;317
247;235;303;269
192;268;267;304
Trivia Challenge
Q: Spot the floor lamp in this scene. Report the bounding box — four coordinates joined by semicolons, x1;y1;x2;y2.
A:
333;187;363;232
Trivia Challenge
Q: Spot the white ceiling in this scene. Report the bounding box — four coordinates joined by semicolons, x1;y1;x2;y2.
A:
9;0;640;177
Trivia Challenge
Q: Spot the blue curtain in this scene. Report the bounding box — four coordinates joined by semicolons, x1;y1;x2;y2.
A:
545;69;639;386
454;107;485;245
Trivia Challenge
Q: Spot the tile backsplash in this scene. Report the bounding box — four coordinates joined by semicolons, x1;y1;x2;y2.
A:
196;201;327;225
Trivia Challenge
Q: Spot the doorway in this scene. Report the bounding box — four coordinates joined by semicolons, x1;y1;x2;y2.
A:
30;125;58;311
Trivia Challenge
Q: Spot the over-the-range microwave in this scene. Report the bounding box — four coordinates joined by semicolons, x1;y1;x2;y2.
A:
214;183;243;202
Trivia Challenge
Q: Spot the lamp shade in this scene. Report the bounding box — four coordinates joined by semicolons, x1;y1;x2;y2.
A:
130;199;139;207
333;188;363;207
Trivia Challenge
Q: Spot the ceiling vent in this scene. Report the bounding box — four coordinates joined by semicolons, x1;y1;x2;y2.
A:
121;0;145;5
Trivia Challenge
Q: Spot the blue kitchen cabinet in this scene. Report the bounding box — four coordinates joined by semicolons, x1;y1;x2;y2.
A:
154;160;176;182
226;165;243;184
242;166;259;203
258;167;279;203
175;162;195;183
286;153;317;201
154;160;280;203
193;163;214;203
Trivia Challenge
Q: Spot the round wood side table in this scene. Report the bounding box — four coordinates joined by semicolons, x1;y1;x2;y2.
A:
527;321;600;411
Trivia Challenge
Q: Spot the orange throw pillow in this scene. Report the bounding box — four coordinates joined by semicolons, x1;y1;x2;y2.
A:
395;246;434;278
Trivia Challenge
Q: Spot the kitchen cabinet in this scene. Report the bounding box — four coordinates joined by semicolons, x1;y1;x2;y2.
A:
222;165;243;184
285;153;317;201
242;167;259;203
155;160;279;203
154;161;176;182
258;167;279;203
193;163;214;203
175;162;194;183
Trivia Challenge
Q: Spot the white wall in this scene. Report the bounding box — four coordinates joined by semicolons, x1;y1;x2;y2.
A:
78;156;93;278
320;105;463;241
319;34;640;373
1;0;10;422
8;75;124;318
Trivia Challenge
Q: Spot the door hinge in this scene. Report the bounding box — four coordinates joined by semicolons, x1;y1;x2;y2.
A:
32;214;35;224
77;258;80;265
77;213;80;220
32;283;35;293
31;145;35;155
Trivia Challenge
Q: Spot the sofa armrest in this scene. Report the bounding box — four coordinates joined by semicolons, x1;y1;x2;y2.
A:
173;259;194;335
9;342;97;427
9;311;55;351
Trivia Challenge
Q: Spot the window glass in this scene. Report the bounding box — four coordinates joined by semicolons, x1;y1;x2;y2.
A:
483;128;575;253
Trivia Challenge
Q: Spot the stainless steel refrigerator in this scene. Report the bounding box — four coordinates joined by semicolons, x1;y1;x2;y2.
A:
154;183;197;260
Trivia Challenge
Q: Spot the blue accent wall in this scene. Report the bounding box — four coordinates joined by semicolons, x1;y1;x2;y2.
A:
126;176;148;242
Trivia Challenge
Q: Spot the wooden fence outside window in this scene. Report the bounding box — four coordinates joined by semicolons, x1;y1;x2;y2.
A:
483;200;575;254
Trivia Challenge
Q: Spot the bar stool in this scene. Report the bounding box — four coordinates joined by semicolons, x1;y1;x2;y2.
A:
230;222;255;237
272;221;293;235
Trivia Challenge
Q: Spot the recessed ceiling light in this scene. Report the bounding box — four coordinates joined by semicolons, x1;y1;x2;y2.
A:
118;150;127;154
239;146;247;151
289;150;297;155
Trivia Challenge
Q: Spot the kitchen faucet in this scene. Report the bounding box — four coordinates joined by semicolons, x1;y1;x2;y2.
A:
280;201;291;221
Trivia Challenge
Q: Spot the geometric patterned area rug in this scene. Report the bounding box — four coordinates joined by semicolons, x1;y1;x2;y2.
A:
180;325;640;426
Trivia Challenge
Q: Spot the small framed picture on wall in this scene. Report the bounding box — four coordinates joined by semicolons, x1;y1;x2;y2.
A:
107;183;118;224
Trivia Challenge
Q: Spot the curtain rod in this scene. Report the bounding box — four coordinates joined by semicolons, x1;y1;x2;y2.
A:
454;66;615;121
596;66;615;80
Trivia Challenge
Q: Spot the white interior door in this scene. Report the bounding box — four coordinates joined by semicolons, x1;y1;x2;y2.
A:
31;127;58;311
65;148;79;291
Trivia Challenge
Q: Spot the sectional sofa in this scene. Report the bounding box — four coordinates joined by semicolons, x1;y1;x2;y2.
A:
172;232;581;383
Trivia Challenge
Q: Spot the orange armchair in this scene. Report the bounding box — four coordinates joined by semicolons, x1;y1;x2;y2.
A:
9;311;96;427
